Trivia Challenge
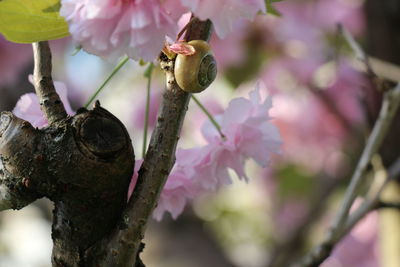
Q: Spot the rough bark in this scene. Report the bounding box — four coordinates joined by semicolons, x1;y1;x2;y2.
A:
1;42;135;267
50;104;135;266
1;107;135;264
0;104;135;266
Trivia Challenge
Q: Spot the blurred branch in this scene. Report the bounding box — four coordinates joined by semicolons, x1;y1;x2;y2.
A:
267;177;340;267
340;25;400;88
340;154;400;238
351;57;400;84
294;83;400;267
309;86;356;134
332;83;400;236
387;156;400;179
32;41;67;124
340;25;376;78
376;201;400;210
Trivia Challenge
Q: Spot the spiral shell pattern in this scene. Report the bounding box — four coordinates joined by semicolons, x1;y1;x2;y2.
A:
174;40;217;93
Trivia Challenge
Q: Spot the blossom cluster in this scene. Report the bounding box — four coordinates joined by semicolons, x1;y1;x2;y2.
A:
129;82;282;220
60;0;266;61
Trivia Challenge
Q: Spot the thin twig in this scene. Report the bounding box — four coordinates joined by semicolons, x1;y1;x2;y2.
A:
267;177;341;267
350;57;400;83
294;83;400;267
191;95;225;139
387;156;400;179
85;56;130;108
32;42;67;124
340;154;400;237
331;83;400;231
376;201;400;210
306;154;400;266
142;62;154;158
339;24;376;78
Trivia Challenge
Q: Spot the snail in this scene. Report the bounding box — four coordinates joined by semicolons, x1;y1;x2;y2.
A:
174;40;217;93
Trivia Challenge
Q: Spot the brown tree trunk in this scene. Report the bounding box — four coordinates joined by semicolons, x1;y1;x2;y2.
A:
0;42;135;267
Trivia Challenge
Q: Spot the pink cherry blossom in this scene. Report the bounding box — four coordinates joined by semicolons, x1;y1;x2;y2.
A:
145;82;282;220
257;0;367;175
322;211;379;267
264;60;367;175
180;0;266;38
202;82;282;169
168;42;196;56
153;167;194;220
313;0;365;35
260;0;365;88
274;0;364;36
13;77;75;128
210;28;246;71
128;159;195;220
60;0;179;61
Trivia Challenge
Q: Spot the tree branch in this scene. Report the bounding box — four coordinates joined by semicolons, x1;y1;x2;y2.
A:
91;18;213;266
267;177;341;267
0;112;44;212
340;24;376;78
294;155;400;267
376;201;400;210
330;83;400;232
293;83;400;267
32;41;67;124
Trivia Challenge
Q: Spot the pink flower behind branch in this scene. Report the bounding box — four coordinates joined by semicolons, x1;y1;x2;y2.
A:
130;82;282;220
61;0;268;60
13;78;75;128
128;159;195;220
168;42;196;55
322;210;379;267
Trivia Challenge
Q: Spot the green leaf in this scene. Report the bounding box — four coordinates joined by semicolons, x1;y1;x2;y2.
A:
265;0;283;16
276;164;315;198
0;0;69;43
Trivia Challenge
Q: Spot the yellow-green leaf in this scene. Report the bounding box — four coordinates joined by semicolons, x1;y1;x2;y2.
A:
0;0;69;43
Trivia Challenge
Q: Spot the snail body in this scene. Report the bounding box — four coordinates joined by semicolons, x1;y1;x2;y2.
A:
174;40;217;93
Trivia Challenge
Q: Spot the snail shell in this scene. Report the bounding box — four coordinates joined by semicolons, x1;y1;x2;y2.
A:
174;40;217;93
